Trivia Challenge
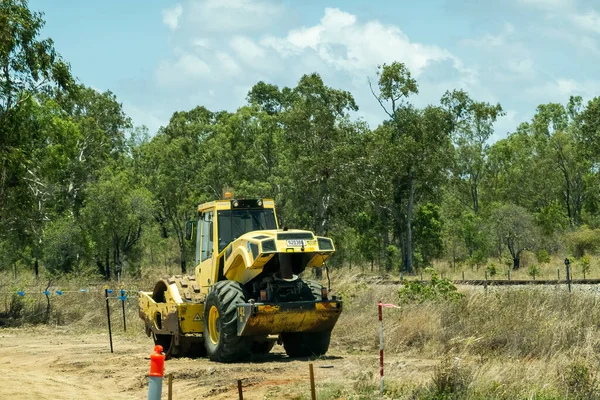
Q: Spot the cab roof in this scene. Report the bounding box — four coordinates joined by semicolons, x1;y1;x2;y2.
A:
197;198;275;213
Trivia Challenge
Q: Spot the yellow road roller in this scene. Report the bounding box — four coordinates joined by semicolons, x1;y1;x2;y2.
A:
138;195;342;362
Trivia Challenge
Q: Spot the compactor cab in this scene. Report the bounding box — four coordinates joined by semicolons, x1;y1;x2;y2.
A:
138;196;342;362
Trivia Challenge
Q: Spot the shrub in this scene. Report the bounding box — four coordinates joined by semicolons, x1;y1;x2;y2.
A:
398;270;464;304
580;255;591;278
537;249;551;264
385;245;401;271
487;263;497;278
528;264;540;280
565;226;600;258
467;250;487;270
561;359;600;400
428;357;473;399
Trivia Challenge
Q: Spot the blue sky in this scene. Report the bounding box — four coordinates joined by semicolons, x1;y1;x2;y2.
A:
30;0;600;141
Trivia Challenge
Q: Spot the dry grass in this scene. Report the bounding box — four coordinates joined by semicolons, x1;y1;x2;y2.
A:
324;267;600;398
4;266;600;398
429;253;600;282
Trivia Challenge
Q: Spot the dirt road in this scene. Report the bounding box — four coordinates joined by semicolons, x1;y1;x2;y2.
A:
0;328;434;399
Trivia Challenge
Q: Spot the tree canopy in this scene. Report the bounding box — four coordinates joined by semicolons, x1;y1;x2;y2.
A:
3;1;600;279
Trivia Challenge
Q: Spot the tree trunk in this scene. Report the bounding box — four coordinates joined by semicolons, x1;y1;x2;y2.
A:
401;231;407;272
96;256;105;278
382;225;390;272
177;229;187;273
170;218;187;274
113;236;122;280
402;173;415;273
34;258;39;279
105;248;110;280
180;246;187;274
560;164;574;227
471;177;479;214
513;256;520;270
452;242;457;271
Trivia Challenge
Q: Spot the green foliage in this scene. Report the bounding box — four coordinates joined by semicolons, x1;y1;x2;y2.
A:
488;203;539;269
537;249;551;264
398;270;464;303
565;226;600;258
467;249;487;270
579;255;591;277
0;0;73;119
374;61;418;105
82;167;155;277
561;359;600;400
385;244;401;271
414;202;445;267
3;0;600;285
528;264;540;279
487;263;497;277
42;215;90;274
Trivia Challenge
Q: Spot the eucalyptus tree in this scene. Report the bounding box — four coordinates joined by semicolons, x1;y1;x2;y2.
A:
368;62;453;273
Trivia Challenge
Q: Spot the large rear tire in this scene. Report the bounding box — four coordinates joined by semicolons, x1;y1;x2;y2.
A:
281;279;332;358
153;333;181;359
203;281;252;362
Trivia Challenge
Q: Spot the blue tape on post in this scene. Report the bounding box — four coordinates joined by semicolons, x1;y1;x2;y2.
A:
43;290;50;296
56;290;63;296
17;291;25;297
80;289;87;293
118;295;127;301
107;289;113;294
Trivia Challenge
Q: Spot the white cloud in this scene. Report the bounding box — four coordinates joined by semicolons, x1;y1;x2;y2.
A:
571;11;600;34
460;23;515;48
152;6;482;131
261;8;459;78
519;0;600;37
187;0;283;32
507;58;535;77
155;53;211;87
103;0;600;147
162;4;183;31
192;38;212;49
123;103;167;135
459;23;536;82
542;27;600;54
215;51;242;76
229;36;266;64
525;78;600;101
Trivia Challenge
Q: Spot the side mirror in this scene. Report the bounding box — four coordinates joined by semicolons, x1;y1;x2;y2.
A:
185;220;193;240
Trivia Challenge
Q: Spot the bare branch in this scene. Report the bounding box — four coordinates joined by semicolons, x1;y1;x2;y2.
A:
368;77;393;119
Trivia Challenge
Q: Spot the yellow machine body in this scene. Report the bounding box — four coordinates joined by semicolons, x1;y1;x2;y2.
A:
137;196;342;359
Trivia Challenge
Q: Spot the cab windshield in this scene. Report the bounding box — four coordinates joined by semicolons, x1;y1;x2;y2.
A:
217;209;277;252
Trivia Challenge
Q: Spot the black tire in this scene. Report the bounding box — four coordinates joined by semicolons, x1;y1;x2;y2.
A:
203;281;252;362
305;280;324;300
153;334;207;359
153;333;180;360
281;279;332;358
